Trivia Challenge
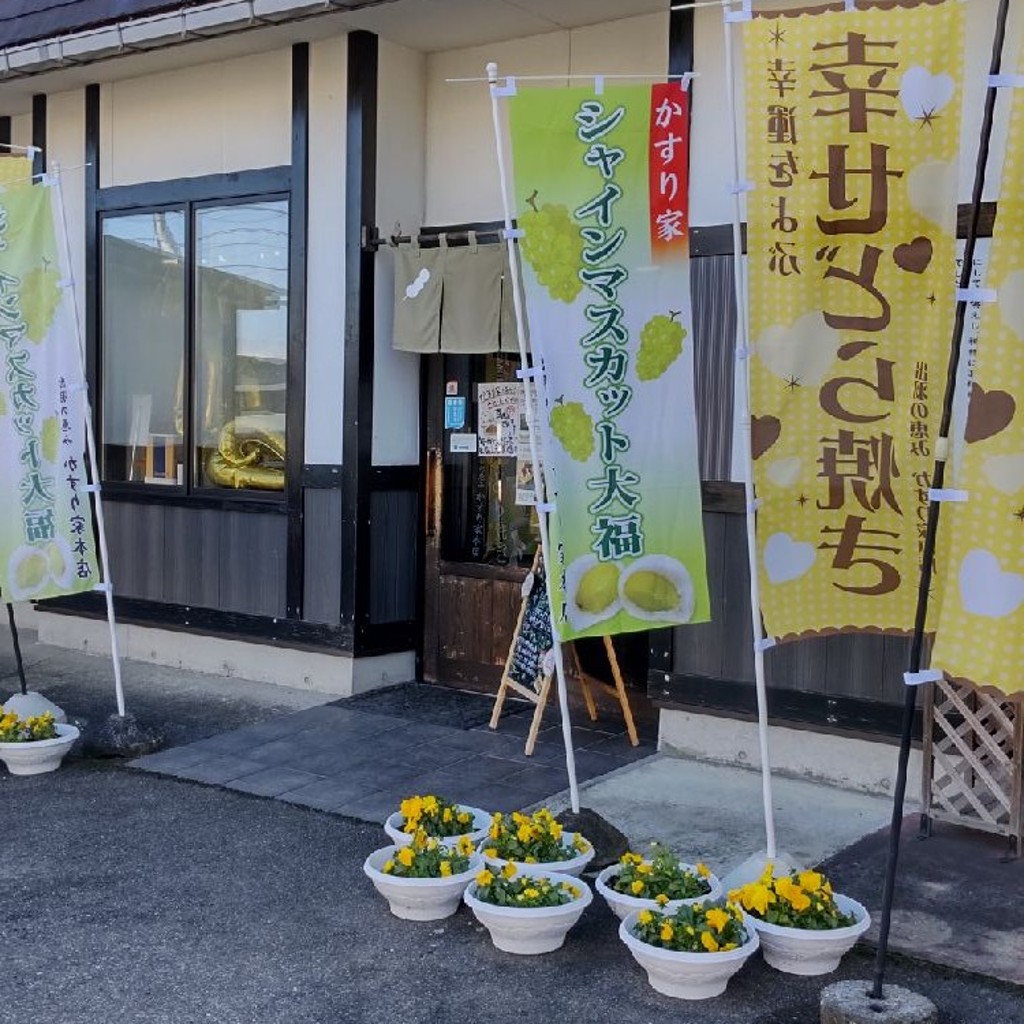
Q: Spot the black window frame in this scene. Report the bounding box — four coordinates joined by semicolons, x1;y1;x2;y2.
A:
96;167;293;508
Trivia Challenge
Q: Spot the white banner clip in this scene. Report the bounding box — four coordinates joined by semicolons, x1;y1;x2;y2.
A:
989;74;1024;89
747;498;762;514
92;582;113;595
904;669;942;687
755;637;777;653
928;488;968;503
735;345;752;361
728;180;755;195
83;484;101;494
956;287;997;304
502;227;524;240
536;501;556;514
515;366;538;380
491;77;517;98
724;0;752;22
594;75;605;96
58;278;74;290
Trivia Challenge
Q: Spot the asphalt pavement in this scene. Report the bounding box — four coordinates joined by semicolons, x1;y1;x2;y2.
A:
2;624;1023;1023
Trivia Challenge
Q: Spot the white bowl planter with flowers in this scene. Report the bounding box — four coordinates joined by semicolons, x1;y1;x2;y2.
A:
464;867;592;954
619;905;759;1000
384;796;491;850
596;846;723;921
364;835;483;921
0;711;78;777
731;867;870;975
478;808;594;878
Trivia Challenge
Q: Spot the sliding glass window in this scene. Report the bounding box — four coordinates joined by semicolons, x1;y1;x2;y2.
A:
101;211;186;485
100;196;290;495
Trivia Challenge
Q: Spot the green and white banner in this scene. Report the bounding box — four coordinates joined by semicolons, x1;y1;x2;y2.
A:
0;181;99;602
509;84;709;640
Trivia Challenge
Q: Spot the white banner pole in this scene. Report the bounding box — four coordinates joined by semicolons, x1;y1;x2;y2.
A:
51;163;126;718
486;61;581;813
722;8;777;860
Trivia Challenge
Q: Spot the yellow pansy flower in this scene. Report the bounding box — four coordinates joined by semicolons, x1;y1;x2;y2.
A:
442;808;453;823
457;836;474;856
636;862;652;876
705;908;730;933
397;846;416;868
382;860;395;874
696;862;711;879
739;883;776;916
457;811;472;825
655;893;669;906
790;890;812;912
659;923;674;942
722;941;737;951
523;887;540;900
422;795;439;814
524;856;537;863
502;862;517;879
516;824;533;844
631;880;646;895
550;822;563;841
439;861;452;877
484;847;498;859
701;931;720;953
476;869;494;887
637;910;654;926
798;871;823;893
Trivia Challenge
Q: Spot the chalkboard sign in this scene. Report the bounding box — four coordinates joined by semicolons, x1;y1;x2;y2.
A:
507;562;553;692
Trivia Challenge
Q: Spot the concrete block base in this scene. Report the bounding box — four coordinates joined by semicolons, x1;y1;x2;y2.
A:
659;708;922;797
3;691;67;723
35;611;415;698
820;981;937;1024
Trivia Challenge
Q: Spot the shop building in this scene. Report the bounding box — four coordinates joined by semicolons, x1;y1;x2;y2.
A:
2;0;1013;790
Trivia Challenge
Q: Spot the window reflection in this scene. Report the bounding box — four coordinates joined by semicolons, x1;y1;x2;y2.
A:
101;211;186;485
194;201;289;490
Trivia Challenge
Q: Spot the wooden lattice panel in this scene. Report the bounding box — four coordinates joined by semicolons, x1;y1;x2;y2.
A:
922;679;1023;846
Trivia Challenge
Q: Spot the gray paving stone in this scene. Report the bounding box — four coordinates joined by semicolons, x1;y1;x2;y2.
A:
128;746;213;773
332;788;403;824
453;753;527;786
227;766;327;798
173;754;268;785
276;777;374;812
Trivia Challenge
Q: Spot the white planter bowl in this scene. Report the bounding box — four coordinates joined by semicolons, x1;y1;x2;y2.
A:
0;724;79;776
747;894;870;975
479;838;594;878
384;805;491;850
464;870;592;954
595;862;724;921
363;846;483;921
619;909;760;1000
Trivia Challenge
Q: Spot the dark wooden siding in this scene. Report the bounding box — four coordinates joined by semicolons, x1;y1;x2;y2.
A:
103;501;287;619
369;488;418;625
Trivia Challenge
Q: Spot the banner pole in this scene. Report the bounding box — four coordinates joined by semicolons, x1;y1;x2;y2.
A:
3;597;29;696
869;0;1011;998
50;163;126;719
486;62;580;813
723;4;777;860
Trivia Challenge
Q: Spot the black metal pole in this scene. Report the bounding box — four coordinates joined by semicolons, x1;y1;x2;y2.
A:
870;0;1012;998
2;596;29;697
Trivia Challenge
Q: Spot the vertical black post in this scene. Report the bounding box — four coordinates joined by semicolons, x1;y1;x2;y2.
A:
84;86;100;439
340;31;379;653
31;94;45;177
286;42;310;621
0;116;11;149
870;0;1011;998
2;598;29;696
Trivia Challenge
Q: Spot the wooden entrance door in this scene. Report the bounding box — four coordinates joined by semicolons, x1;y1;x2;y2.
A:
422;353;538;689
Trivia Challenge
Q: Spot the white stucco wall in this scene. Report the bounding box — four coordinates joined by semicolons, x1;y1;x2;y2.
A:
99;49;292;187
424;12;669;225
305;34;349;466
46;90;87;335
372;39;428;467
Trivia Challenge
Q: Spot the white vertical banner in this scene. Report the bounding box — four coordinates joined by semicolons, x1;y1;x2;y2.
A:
0;179;100;602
